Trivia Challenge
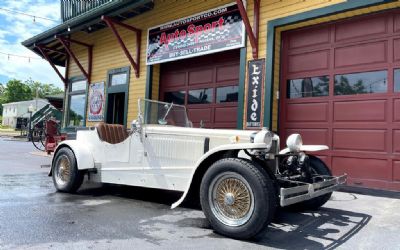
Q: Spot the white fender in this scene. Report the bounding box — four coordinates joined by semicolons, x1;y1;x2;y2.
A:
53;140;95;170
171;142;269;209
279;145;329;154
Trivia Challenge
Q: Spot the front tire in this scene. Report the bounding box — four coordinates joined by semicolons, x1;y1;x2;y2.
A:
52;147;84;193
200;158;276;240
287;156;333;211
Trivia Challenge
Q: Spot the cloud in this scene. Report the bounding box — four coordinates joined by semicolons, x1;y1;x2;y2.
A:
0;0;64;87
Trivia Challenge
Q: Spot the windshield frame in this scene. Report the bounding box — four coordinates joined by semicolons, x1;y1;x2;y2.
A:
138;98;192;127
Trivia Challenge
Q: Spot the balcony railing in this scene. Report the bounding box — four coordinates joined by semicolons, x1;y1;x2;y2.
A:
61;0;112;22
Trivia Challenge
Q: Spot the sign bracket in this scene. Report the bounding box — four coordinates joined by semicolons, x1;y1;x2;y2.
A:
56;35;93;84
236;0;260;59
35;44;68;88
102;16;141;78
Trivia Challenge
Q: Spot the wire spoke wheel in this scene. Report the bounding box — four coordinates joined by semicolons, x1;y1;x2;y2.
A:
31;126;46;151
52;147;84;193
209;172;255;227
55;155;71;186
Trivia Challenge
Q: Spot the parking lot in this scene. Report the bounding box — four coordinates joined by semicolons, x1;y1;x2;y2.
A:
0;137;399;250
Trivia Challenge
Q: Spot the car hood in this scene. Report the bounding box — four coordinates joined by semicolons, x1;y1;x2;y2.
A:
144;125;256;143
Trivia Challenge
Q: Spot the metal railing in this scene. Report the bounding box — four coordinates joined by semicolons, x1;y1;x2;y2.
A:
61;0;112;22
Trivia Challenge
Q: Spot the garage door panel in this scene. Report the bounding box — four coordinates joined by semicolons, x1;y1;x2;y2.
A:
394;161;400;181
288;27;330;49
394;13;400;33
334;41;387;67
332;157;390;181
214;107;237;123
394;39;400;62
216;65;239;82
335;16;387;42
394;130;400;154
333;100;386;122
161;50;239;129
288;50;329;73
281;11;399;191
162;72;186;88
214;122;237;129
333;129;386;152
286;102;328;122
188;69;213;85
286;128;329;146
187;108;212;123
394;99;400;121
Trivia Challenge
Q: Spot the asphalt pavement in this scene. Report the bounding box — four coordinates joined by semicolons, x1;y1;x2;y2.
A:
0;137;399;250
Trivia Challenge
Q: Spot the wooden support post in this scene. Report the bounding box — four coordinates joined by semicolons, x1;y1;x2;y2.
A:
56;35;93;83
36;44;68;86
236;0;259;59
102;15;141;78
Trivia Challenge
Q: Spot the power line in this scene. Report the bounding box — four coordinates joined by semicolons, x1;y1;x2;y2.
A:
0;7;60;23
0;51;43;62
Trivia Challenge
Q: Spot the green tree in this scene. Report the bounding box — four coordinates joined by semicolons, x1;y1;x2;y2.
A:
25;78;63;98
334;76;367;95
3;79;32;103
0;83;4;115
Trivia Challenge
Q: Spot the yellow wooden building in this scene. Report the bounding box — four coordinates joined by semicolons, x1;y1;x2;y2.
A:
24;0;400;191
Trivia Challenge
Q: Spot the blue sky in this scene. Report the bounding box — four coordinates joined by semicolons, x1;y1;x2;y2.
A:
0;0;63;87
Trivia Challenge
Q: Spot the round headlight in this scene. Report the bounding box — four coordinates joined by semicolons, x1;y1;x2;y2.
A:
253;128;273;149
286;134;303;152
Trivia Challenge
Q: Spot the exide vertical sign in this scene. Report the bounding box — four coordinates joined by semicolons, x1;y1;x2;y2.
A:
246;59;265;129
146;2;245;65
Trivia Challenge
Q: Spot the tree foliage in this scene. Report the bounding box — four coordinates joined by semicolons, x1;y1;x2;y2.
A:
334;76;367;95
3;79;32;103
0;79;64;115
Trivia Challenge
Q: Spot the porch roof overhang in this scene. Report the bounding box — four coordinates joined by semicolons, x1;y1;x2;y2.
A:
22;0;154;67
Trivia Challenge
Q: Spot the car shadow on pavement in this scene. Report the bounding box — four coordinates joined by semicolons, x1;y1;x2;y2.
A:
78;183;184;206
254;208;371;250
76;184;371;249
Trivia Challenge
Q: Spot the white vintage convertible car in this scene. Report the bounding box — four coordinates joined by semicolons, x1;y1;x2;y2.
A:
51;99;346;239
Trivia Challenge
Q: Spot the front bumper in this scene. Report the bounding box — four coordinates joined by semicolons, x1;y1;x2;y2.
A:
279;174;347;207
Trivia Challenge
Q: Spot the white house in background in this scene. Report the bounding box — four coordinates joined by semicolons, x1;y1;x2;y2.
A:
1;99;49;128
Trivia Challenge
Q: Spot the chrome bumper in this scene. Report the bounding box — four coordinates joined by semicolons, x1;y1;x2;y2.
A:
279;174;347;207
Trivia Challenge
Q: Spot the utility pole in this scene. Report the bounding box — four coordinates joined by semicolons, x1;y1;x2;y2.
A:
35;88;39;111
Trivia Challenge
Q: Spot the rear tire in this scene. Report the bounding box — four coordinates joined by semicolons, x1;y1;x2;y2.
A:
200;158;277;240
287;156;332;211
52;147;84;193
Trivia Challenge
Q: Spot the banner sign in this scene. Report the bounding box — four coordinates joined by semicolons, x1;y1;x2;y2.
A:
146;2;245;65
88;82;105;122
246;59;265;128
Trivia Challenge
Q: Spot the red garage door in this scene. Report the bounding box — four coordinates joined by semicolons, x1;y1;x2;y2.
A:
280;10;400;191
160;50;240;129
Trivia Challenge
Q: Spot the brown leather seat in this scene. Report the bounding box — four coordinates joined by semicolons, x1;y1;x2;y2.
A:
95;122;129;144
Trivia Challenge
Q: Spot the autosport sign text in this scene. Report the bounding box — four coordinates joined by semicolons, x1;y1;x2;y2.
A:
146;2;245;65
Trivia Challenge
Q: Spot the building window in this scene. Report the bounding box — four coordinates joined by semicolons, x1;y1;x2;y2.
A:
334;70;387;95
67;79;87;127
188;88;213;104
108;67;130;87
110;73;128;86
287;76;329;99
164;91;185;105
395;69;400;92
216;86;239;103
